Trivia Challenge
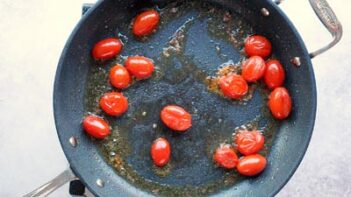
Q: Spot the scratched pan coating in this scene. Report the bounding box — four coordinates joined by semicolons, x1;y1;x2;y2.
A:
54;0;316;196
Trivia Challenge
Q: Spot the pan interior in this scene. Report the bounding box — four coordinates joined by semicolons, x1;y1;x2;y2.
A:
84;0;279;196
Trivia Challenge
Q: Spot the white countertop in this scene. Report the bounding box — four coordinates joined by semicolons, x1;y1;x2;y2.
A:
0;0;350;196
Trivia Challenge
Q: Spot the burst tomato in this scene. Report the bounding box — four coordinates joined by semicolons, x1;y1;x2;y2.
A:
99;92;128;116
244;35;272;58
219;74;248;99
242;56;266;82
213;144;238;169
235;130;265;155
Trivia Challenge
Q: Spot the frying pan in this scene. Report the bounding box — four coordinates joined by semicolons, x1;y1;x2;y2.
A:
25;0;342;196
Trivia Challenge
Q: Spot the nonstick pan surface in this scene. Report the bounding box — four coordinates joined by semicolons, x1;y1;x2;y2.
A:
54;0;317;196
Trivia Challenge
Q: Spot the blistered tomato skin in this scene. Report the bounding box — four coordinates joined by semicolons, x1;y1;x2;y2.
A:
109;64;131;89
151;138;171;167
125;56;155;80
268;87;292;120
133;10;160;37
235;130;265;155
264;60;285;89
99;92;128;116
92;38;123;61
237;154;267;176
82;116;110;139
213;144;238;169
219;74;248;99
242;56;266;82
160;105;192;132
244;35;272;58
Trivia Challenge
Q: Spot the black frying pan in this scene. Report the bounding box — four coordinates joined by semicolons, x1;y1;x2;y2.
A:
25;0;342;196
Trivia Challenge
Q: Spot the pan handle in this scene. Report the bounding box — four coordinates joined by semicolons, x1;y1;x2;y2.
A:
23;168;78;197
307;0;342;58
275;0;342;58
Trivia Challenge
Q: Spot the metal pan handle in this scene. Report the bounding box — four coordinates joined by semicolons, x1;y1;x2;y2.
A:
23;168;78;197
275;0;342;58
307;0;342;58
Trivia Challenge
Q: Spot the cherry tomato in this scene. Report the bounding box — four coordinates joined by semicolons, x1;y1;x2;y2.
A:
133;10;160;37
151;137;171;167
125;56;154;80
268;87;292;120
92;38;123;61
213;144;238;169
99;92;128;116
242;56;266;82
109;64;131;89
237;154;267;176
219;74;248;99
244;35;272;58
264;60;285;89
160;105;192;132
235;130;265;156
82;115;110;139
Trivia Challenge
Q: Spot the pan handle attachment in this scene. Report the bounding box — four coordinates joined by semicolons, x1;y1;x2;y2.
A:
308;0;342;58
272;0;283;5
23;168;78;197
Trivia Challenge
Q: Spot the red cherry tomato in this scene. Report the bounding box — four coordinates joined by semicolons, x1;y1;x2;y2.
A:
133;10;160;37
235;130;265;156
99;92;128;116
82;115;110;139
264;60;285;89
244;35;272;58
125;56;155;80
160;105;192;132
151;137;171;167
219;74;248;99
242;56;266;82
237;154;267;176
213;144;238;169
92;38;123;61
268;87;292;120
109;64;131;89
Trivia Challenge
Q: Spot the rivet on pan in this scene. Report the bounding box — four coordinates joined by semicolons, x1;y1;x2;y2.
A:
291;57;301;67
261;8;270;16
69;137;77;147
96;179;104;188
142;111;147;116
